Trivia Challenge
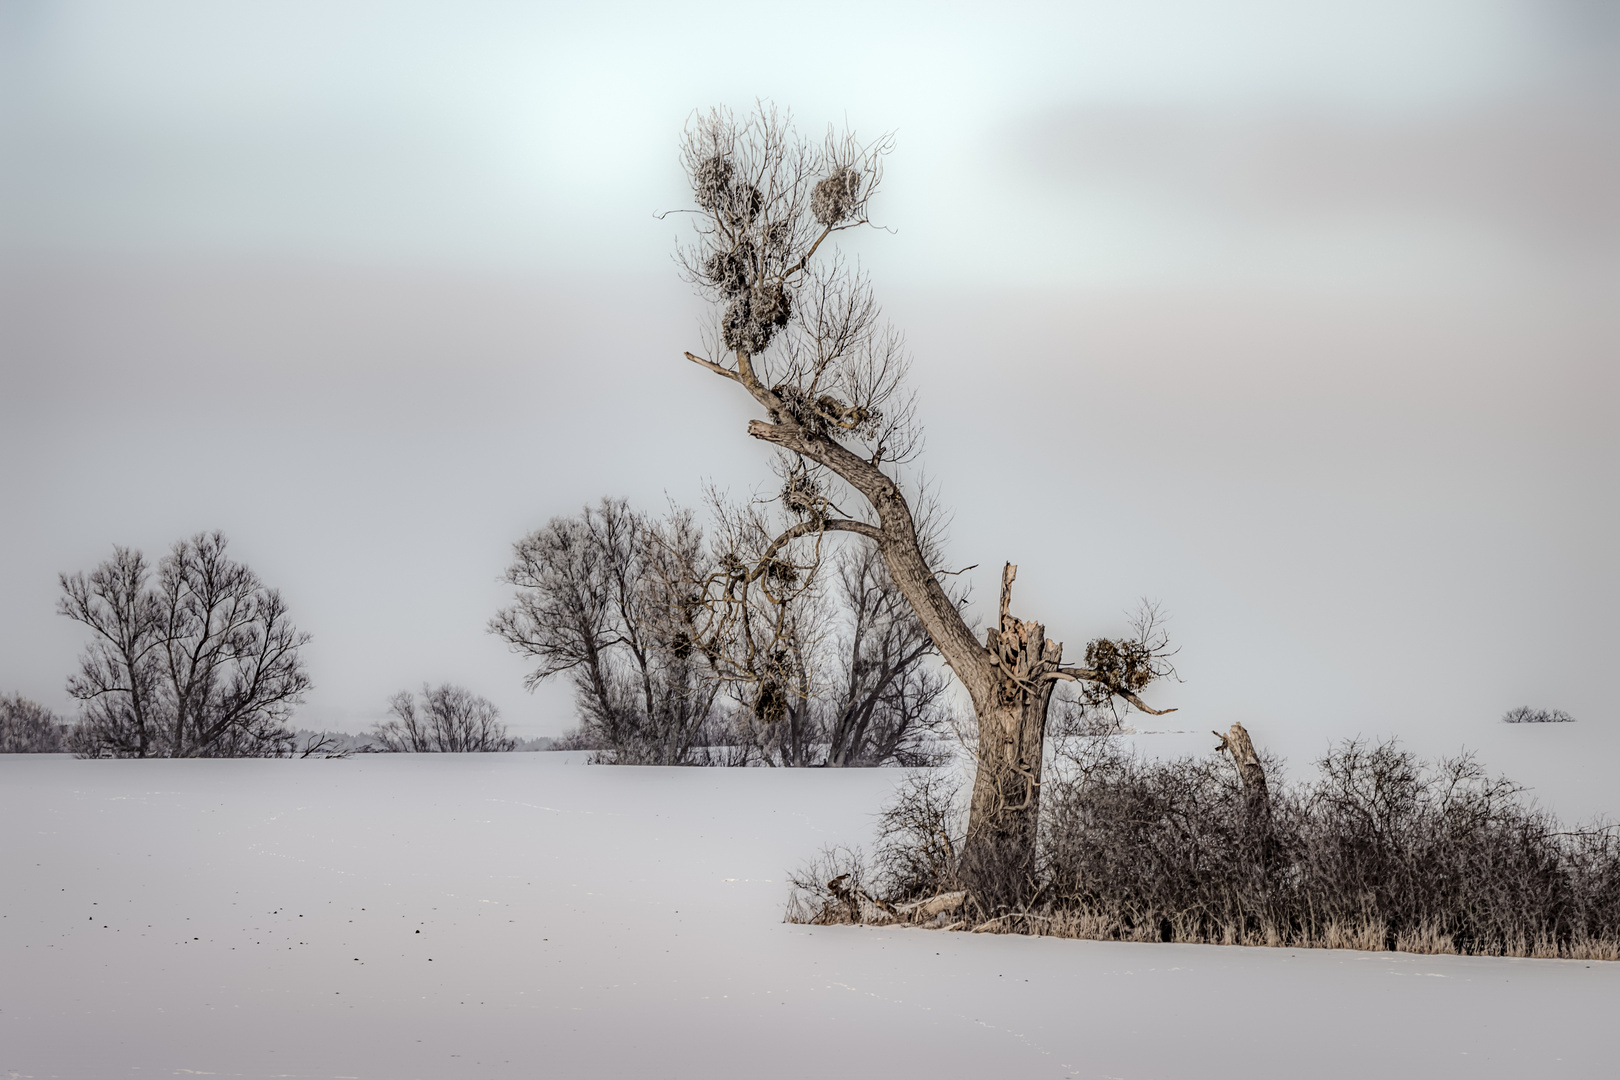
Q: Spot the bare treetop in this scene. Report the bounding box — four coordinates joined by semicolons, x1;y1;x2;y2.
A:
675;106;917;469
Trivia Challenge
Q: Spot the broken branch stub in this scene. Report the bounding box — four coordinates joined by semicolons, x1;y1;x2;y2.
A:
1214;721;1271;823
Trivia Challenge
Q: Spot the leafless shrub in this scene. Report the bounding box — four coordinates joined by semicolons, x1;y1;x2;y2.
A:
0;694;67;753
371;684;516;753
870;771;966;901
1036;737;1620;956
1502;706;1575;723
784;774;971;927
1040;737;1282;943
809;736;1620;958
785;845;871;925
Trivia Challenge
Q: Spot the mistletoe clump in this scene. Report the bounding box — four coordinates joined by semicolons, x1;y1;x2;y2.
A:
811;167;861;226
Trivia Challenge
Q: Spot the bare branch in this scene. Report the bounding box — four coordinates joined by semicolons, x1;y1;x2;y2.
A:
683;351;740;382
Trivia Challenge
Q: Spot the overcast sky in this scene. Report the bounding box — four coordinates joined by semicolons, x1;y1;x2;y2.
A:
1;1;1614;762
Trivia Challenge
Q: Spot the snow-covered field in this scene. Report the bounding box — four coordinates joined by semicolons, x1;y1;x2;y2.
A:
4;751;1618;1080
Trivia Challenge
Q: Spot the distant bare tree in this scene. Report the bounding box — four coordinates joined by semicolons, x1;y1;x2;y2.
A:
58;532;312;758
821;536;955;767
491;498;722;764
372;684;515;752
668;105;1176;908
1502;706;1575;724
718;516;954;768
0;693;67;753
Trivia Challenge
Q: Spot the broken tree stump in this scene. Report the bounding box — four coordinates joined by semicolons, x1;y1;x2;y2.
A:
1214;721;1272;825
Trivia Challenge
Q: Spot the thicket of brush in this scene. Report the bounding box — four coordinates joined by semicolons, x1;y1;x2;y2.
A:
1;693;68;753
789;736;1620;959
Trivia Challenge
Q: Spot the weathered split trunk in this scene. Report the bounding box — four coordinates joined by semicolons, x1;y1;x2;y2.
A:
956;566;1062;913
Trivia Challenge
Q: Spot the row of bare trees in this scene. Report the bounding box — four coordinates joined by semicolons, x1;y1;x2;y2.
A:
490;496;955;766
49;532;517;757
47;506;950;766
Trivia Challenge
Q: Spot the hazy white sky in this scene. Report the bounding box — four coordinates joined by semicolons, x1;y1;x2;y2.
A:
1;1;1614;757
5;0;1610;284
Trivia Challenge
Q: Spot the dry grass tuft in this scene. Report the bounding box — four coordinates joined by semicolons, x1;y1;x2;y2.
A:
1394;920;1458;955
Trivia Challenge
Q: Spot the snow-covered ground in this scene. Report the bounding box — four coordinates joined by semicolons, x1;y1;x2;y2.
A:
4;751;1618;1080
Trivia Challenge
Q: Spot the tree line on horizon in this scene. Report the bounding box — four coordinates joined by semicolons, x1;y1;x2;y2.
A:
4;498;959;765
2;532;532;758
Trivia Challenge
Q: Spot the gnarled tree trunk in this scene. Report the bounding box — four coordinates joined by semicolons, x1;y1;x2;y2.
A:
957;566;1060;911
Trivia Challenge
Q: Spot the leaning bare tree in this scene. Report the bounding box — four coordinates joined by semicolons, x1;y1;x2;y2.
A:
669;105;1175;910
58;532;313;758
